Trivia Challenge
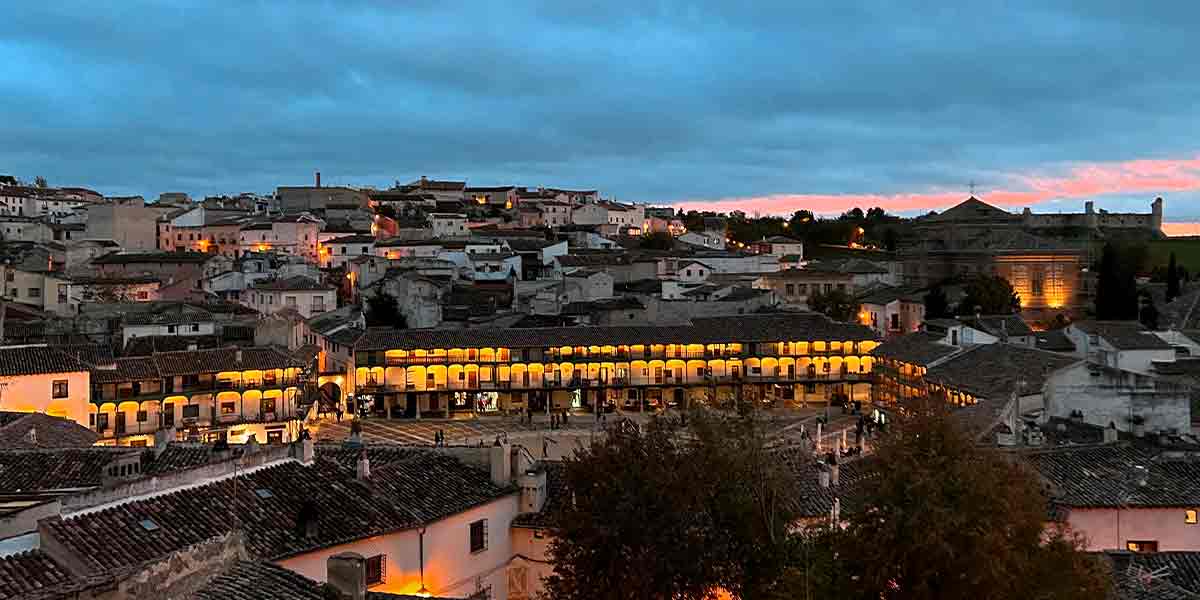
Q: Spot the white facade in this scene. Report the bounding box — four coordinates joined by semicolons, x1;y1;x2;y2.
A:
122;321;217;346
570;203;607;226
1042;362;1190;434
244;287;337;319
1066;507;1200;552
678;231;725;250
0;365;91;427
676;261;712;284
276;493;520;598
432;214;468;238
1065;324;1176;375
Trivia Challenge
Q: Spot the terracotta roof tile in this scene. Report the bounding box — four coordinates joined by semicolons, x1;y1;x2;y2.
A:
869;332;959;366
194;560;462;600
0;550;75;599
356;314;877;351
152;346;301;376
924;343;1078;400
1024;443;1200;509
0;412;99;449
0;345;89;377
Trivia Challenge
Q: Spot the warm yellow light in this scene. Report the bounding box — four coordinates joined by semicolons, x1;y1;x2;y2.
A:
782;222;789;228
857;227;865;234
476;195;487;205
346;272;354;280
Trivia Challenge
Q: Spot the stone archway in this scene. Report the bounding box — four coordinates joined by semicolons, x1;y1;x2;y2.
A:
319;382;342;414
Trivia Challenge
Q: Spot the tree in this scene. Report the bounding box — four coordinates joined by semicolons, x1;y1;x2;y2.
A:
543;414;806;600
374;204;397;220
364;292;407;328
840;207;865;221
1167;251;1181;302
881;227;899;252
1095;243;1138;320
923;286;950;319
33;176;47;188
1139;291;1160;330
807;288;857;322
834;402;1111;600
956;275;1020;315
640;230;674;250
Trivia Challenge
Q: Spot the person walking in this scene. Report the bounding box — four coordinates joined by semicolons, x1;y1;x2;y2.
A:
335;405;343;423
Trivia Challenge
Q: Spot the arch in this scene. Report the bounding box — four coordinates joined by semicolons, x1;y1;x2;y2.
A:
860;356;875;373
479;348;496;363
448;364;465;388
241;369;263;387
242;390;263;419
844;356;861;374
812;341;827;354
427;365;448;389
215;391;241;420
384;367;405;388
860;340;879;354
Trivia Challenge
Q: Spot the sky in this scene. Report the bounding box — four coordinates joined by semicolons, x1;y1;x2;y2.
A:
3;2;1200;226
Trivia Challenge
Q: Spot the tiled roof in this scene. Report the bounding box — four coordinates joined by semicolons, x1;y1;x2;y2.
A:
778;447;877;518
0;447;131;492
323;233;376;244
152;346;301;376
90;357;161;383
1107;551;1200;599
870;332;959;366
958;314;1034;338
0;550;75;599
91;251;211;264
42;460;417;573
858;285;924;305
194;560;459;600
555;253;631;267
0;345;90;376
142;443;244;477
355;313;877;351
251;276;334;292
122;334;223;356
1073;321;1174;350
123;308;213;325
0;412;99;449
924;343;1079;400
56;343;115;367
364;451;515;523
1024;443;1200;508
512;462;565;529
1035;328;1076;353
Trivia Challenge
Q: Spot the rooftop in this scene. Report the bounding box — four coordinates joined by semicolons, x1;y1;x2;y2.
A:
1073;321;1174;350
0;411;99;449
251;276;334;292
355;313;877;351
870;332;959;366
194;559;462;600
0;345;90;377
925;343;1079;400
91;251;212;265
1024;443;1200;510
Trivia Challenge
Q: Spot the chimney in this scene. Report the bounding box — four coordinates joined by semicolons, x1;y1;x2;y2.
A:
356;450;371;481
818;465;830;488
235;349;243;363
294;436;315;464
490;442;512;486
326;552;367;600
518;468;549;514
830;462;840;487
315;171;321;188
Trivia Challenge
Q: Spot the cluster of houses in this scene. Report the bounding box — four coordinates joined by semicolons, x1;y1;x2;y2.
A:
0;173;1193;599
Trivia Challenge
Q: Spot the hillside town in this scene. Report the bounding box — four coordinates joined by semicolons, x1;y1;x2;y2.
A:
0;170;1195;598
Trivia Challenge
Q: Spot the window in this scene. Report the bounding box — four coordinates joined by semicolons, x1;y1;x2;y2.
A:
890;314;900;330
137;410;148;422
267;429;283;444
57;284;67;304
182;404;200;419
1126;540;1158;553
167;325;176;334
366;554;386;585
96;413;109;431
262;396;277;414
52;380;68;398
285;296;297;307
785;284;795;296
1031;270;1044;296
470;519;488;553
313;297;326;312
27;288;39;298
191;324;200;332
221;401;236;415
1187;510;1198;525
136;291;148;300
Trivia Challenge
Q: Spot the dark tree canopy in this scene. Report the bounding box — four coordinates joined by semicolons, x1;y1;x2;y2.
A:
1139;291;1160;330
33;176;47;188
923;286;950;319
1095;243;1139;320
640;230;674;250
1167;251;1181;302
956;275;1020;315
364;292;407;328
544;414;805;600
808;288;857;322
834;403;1111;600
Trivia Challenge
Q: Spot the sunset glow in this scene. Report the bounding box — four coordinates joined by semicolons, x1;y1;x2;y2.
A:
673;156;1200;218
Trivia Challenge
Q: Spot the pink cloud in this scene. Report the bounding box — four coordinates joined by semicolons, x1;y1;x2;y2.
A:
673;156;1200;217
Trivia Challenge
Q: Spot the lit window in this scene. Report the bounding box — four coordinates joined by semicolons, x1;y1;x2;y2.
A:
1126;540;1158;553
52;380;68;398
1187;510;1198;524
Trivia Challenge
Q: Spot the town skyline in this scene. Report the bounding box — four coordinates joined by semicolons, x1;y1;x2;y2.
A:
4;3;1200;221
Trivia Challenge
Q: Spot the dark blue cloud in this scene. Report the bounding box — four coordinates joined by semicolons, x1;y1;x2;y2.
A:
2;1;1199;218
